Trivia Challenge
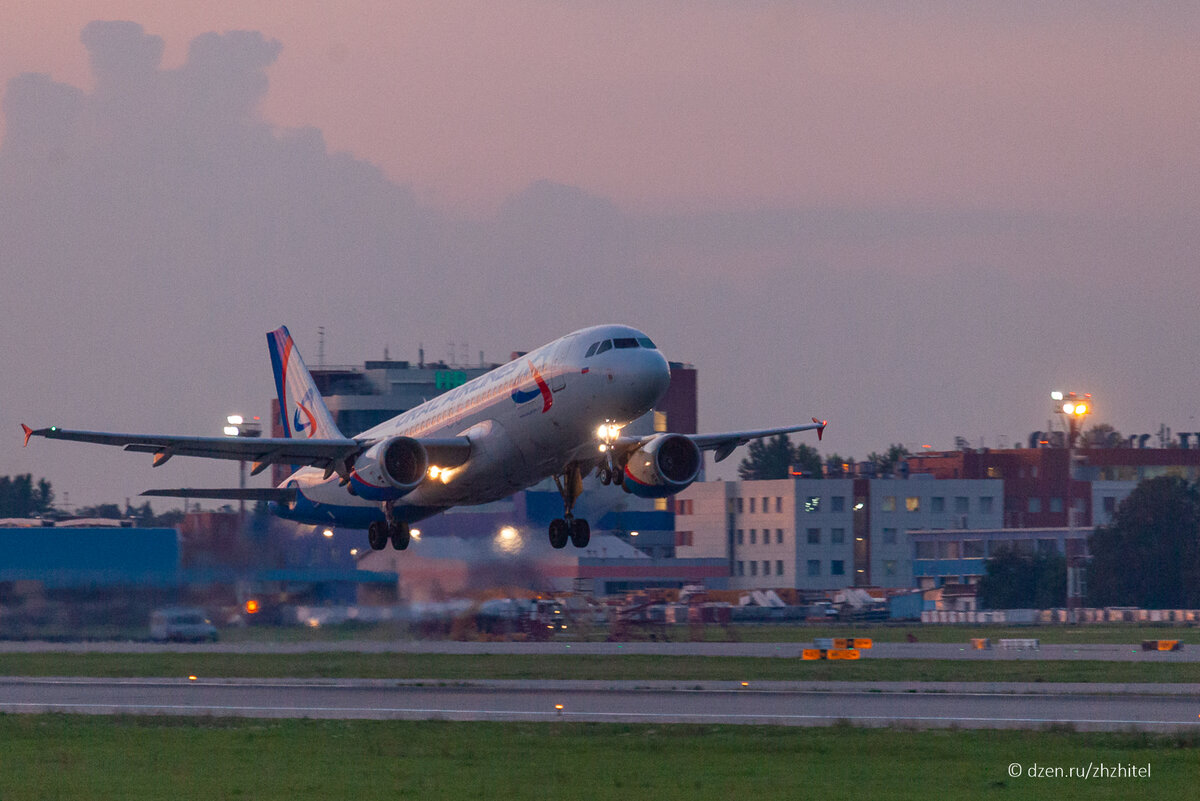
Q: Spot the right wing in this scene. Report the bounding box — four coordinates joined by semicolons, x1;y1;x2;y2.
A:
23;425;363;479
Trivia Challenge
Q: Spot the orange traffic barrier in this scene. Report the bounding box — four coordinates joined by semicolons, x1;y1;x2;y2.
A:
853;638;873;649
801;649;823;660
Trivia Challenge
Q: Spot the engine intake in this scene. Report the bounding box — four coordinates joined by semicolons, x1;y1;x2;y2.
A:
623;434;701;498
354;436;429;498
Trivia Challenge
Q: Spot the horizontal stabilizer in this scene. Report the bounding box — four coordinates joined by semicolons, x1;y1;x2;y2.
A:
140;488;297;502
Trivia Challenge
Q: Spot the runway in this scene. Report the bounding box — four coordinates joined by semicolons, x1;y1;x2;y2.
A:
1;677;1198;731
0;639;1195;662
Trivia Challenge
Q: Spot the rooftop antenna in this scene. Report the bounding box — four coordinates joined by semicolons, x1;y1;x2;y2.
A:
317;326;326;366
418;343;425;369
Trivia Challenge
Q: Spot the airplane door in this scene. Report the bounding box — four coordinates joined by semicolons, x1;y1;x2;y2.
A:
549;336;574;392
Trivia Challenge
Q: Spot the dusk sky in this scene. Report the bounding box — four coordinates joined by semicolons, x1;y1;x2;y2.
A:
3;2;1199;508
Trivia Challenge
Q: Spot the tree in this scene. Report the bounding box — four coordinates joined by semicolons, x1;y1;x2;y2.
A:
866;444;910;476
977;547;1066;609
0;474;54;517
1081;423;1123;449
737;434;822;480
1087;476;1200;608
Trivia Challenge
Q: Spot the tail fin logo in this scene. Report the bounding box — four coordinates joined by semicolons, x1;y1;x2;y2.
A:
292;389;319;438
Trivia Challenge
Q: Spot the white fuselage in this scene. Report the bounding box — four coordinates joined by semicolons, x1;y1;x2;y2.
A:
276;325;670;527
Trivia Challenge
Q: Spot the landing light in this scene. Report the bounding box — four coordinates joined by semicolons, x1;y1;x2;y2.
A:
1051;391;1064;401
222;426;240;437
323;528;334;538
499;526;518;541
410;528;421;540
227;415;244;426
428;466;441;479
1062;403;1075;414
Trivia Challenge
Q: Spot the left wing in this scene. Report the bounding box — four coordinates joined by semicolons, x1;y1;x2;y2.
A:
22;425;363;478
685;418;828;462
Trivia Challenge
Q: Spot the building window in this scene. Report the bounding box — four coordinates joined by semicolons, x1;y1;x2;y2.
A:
763;560;771;576
1028;498;1042;514
938;541;960;559
775;497;783;513
883;527;897;545
831;496;845;512
737;498;744;513
884;560;897;576
776;528;784;544
737;561;744;576
750;561;758;576
762;497;769;513
963;540;985;558
805;496;821;513
915;541;936;559
1049;497;1064;513
807;559;820;576
1103;496;1117;514
750;529;757;544
954;496;969;514
905;497;920;512
979;497;993;514
749;497;756;514
931;497;945;513
675;531;694;547
882;496;896;512
986;466;1002;478
737;529;744;545
1037;538;1059;555
831;560;845;576
807;528;821;544
831;527;845;544
676;499;694;515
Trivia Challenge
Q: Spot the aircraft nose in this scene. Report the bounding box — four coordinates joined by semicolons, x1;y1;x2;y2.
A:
627;347;671;413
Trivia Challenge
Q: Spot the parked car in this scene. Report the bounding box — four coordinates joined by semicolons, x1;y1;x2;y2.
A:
150;607;218;642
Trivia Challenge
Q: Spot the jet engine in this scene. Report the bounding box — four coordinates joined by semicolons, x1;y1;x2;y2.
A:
622;433;702;498
353;436;429;496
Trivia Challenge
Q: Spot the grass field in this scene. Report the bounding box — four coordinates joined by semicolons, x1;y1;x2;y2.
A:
0;715;1191;800
1;651;1198;684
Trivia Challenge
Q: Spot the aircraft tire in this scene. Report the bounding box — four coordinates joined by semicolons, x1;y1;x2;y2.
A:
569;518;590;548
548;518;569;549
612;468;624;486
368;521;388;551
390;521;411;551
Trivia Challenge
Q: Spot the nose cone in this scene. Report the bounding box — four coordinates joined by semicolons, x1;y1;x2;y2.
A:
624;346;671;417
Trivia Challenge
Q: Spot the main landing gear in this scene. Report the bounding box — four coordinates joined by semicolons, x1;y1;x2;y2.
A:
368;503;410;551
550;466;590;549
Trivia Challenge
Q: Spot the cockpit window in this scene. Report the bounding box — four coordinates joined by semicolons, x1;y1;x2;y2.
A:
637;337;656;349
613;337;639;349
595;340;613;355
585;341;599;357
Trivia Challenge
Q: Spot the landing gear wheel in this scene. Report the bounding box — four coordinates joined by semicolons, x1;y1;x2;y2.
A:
569;517;590;548
597;466;612;486
389;521;411;551
367;521;388;551
612;466;624;486
548;518;569;549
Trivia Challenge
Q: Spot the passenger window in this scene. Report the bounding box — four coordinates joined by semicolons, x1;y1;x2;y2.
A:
596;340;613;354
637;337;656;349
613;337;638;349
585;342;599;357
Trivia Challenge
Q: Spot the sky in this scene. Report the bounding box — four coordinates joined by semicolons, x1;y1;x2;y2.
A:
2;2;1199;509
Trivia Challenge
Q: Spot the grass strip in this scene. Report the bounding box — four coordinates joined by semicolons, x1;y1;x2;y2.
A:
1;651;1199;683
0;715;1194;800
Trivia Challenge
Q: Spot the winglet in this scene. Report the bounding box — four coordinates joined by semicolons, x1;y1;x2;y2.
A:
21;424;33;447
812;418;828;441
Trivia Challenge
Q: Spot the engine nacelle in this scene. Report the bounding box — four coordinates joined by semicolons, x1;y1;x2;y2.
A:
622;434;702;498
352;436;429;499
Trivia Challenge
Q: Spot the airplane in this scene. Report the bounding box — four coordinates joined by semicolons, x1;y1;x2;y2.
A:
23;324;826;552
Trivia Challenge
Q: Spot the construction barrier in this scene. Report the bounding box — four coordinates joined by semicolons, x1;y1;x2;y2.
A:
971;638;991;650
1141;640;1183;652
800;648;860;660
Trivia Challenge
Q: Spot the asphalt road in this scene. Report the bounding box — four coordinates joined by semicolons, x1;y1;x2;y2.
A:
0;639;1196;662
1;677;1198;731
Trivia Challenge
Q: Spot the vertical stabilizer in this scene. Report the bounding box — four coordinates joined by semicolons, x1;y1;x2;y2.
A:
266;326;344;440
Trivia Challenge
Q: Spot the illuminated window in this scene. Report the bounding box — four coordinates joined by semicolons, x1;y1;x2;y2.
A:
905;497;920;512
805;496;820;513
882;496;896;512
653;411;668;433
987;466;1002;478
